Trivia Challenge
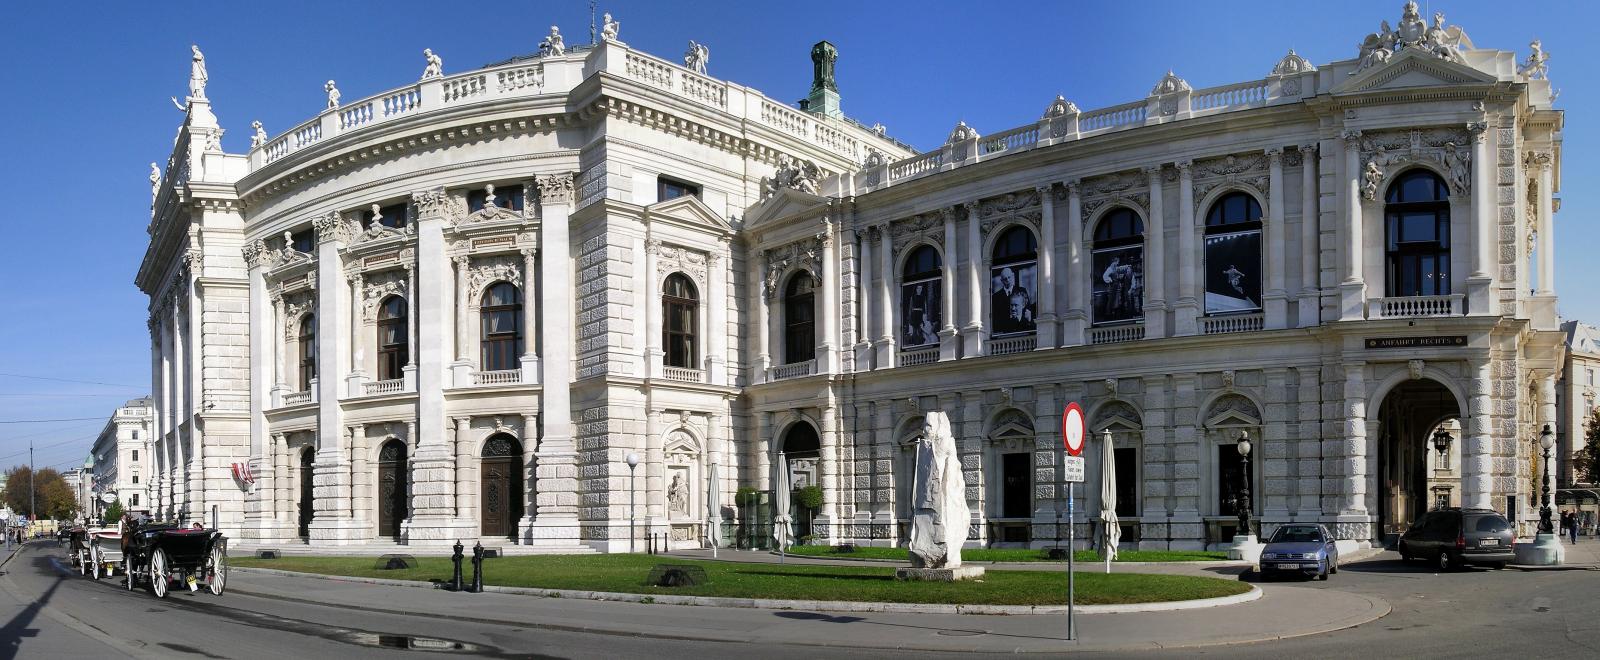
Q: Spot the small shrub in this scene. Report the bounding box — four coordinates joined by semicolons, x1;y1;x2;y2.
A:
796;486;824;510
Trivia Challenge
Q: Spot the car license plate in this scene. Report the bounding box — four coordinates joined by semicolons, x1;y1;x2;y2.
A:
1480;539;1499;547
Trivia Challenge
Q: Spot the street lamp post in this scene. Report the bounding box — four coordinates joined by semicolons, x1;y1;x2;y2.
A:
626;452;640;553
1540;425;1555;534
1236;431;1253;539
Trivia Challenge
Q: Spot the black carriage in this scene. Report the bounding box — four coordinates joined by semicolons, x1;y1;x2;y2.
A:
65;526;88;573
121;522;227;599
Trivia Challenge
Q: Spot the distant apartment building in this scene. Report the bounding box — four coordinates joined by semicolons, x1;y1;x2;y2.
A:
91;397;155;516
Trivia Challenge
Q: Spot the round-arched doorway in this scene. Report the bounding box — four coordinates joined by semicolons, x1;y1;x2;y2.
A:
377;439;408;539
480;434;524;539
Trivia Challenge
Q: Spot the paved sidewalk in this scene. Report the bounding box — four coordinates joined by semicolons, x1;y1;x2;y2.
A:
225;567;1389;653
1513;536;1600;570
658;548;1385;578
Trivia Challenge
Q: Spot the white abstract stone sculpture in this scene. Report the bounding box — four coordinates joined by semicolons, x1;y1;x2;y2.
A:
684;40;709;74
421;48;443;80
600;12;620;42
1520;39;1549;80
539;26;565;56
906;411;969;569
189;45;208;99
325;80;341;110
250;120;267;148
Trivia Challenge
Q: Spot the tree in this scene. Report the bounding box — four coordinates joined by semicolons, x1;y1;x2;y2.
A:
102;500;124;526
1577;409;1600;484
1;466;76;520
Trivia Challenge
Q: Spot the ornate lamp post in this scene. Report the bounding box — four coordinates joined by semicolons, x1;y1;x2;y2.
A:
1431;428;1454;462
1236;431;1253;539
626;452;640;552
1540;425;1555;534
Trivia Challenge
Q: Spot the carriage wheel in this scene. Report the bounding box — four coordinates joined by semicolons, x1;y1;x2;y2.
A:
90;547;102;581
149;549;170;599
125;558;135;590
79;550;90;577
207;543;227;595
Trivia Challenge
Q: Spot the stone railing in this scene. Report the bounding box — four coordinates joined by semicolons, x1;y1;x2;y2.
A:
1077;100;1148;133
899;347;939;367
770;359;817;381
1201;313;1265;335
663;366;705;383
282;390;312;406
1366;294;1464;319
1088;324;1145;345
471;369;523;386
986;334;1037;356
249;40;898;172
363;378;405;396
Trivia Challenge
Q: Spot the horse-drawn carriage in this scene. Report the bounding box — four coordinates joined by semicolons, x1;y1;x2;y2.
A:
65;526;88;572
119;520;228;599
86;527;125;580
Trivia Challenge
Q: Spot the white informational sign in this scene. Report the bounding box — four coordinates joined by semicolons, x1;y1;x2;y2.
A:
1063;455;1086;483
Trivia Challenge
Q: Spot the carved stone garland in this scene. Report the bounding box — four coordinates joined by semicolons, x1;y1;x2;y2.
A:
977;189;1042;240
1357;127;1474;197
761;236;822;301
1192;152;1271;209
467;255;523;295
360;270;409;323
886;209;949;254
652;241;709;290
1075;170;1150;224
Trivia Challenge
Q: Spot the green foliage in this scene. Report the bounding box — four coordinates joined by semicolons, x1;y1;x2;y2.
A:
735;487;760;506
1;466;77;519
1578;408;1600;484
103;500;124;525
784;545;1231;563
796;485;824;510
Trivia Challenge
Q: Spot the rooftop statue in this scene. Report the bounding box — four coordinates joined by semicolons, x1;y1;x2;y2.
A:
250;121;267;148
1520;39;1549;80
1042;94;1080;118
907;411;968;570
1150;70;1190;96
188;45;208;100
420;48;443;80
600;12;620;43
760;155;821;200
811;41;838;93
325;80;341;110
539;26;565;56
1355;2;1472;74
945;120;979;144
150;163;160;205
684;40;709;74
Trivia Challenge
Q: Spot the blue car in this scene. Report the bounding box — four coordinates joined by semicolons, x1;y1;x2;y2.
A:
1258;523;1340;580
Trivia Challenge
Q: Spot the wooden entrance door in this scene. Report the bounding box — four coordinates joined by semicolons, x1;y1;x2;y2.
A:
298;449;315;538
480;434;523;539
378;440;408;538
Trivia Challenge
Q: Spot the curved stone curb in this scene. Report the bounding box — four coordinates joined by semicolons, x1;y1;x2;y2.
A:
231;566;1259;614
759;552;1251;568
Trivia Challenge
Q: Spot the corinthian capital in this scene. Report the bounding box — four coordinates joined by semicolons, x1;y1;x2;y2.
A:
1341;130;1363;145
411;187;450;219
537;172;576;205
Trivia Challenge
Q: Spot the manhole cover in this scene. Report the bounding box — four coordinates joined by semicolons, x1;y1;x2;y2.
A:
936;629;989;637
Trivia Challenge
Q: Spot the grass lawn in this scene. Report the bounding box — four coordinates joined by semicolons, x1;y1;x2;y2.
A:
785;545;1230;563
232;554;1248;606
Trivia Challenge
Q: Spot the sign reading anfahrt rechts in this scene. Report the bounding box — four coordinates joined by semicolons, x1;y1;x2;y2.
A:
1364;336;1467;349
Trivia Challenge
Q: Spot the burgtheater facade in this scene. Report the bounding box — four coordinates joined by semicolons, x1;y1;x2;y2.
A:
138;4;1566;551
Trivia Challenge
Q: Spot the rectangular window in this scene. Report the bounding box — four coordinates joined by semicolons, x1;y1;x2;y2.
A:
132;474;139;484
1436;447;1449;470
132;431;139;440
291;228;316;253
1115;446;1138;518
363;203;410;229
132;494;140;507
1435;493;1449;510
132;450;139;462
658;177;701;202
467;186;525;213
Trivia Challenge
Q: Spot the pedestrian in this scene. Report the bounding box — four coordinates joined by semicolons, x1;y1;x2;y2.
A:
1569;511;1580;545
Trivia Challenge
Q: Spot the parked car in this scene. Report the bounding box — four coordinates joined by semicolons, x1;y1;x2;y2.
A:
1258;523;1340;580
1397;508;1514;570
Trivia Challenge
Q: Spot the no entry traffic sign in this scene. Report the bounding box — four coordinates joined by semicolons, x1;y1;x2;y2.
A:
1062;402;1085;457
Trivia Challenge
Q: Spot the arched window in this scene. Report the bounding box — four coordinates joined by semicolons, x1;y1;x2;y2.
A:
990;227;1038;335
662;273;698;369
1385;170;1451;297
1091;208;1145;324
297;314;317;390
900;245;942;347
481;282;522;371
1203;192;1264;314
783;273;816;364
376;296;408;381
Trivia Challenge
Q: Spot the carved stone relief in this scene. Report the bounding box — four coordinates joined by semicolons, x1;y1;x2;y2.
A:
361;270;409;323
467;254;523;294
1358;128;1474;196
761;236;822;301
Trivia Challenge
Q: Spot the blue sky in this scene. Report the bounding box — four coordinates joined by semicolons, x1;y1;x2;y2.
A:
0;0;1590;473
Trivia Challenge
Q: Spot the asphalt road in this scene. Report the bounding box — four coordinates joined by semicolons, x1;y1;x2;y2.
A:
2;540;1597;658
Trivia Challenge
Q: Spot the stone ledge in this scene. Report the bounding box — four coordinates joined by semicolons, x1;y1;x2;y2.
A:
895;565;986;582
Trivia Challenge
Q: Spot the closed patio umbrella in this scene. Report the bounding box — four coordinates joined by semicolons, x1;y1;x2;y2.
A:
1099;429;1120;573
773;453;791;561
707;461;722;559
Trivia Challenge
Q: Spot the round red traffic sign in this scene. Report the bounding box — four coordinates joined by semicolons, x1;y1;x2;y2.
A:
1061;402;1086;456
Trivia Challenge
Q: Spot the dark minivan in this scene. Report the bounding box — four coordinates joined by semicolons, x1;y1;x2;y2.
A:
1398;508;1515;570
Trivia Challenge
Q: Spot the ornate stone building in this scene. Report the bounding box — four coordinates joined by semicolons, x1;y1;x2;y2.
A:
139;4;1566;551
90;397;155;517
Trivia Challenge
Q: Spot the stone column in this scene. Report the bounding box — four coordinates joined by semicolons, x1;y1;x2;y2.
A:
754;250;771;381
274;433;290;525
644;409;664;526
853;232;872;370
170;294;186;515
1535;152;1556;294
874;223;895;368
961;202;984;356
1298;143;1320;327
1463;358;1493;510
1063;183;1086;346
1338;131;1366;321
530;173;580;546
1262;368;1292;522
519;248;540;383
818;402;841;542
1336;363;1370;543
1036;185;1058;348
310;213;359;542
1265;149;1288;330
1143;166;1167;338
1466;123;1493;312
350;424;369;525
1174;162;1198;335
521;414;538;526
345;271;364;397
245;247;276;537
644;240;664;379
707;248;727;383
938;208;959;360
451;255;472;385
403;263;418;390
820;221;840;374
453;417;474;524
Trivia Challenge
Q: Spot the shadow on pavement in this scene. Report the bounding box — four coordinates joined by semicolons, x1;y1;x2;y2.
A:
0;548;64;660
772;610;1066;643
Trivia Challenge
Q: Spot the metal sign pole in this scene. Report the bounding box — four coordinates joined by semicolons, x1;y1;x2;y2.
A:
1068;480;1076;641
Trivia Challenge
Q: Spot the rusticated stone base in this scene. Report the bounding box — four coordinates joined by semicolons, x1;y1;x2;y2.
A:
895;565;986;582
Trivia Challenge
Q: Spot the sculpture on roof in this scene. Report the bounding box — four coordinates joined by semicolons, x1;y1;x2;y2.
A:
421;48;443;80
1520;39;1549;80
325;80;341;110
1270;49;1316;76
600;12;620;42
1042;94;1080;118
250;121;267;148
862;148;887;169
188;45;208;100
1354;3;1472;74
684;40;709;74
760;155;821;200
946;121;979;144
1150;70;1190;95
539;26;565;56
150;163;161;205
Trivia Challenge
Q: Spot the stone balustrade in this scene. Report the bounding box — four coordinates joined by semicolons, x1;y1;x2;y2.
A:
898;347;938;367
1367;294;1465;319
1201;313;1266;335
986;335;1037;356
770;359;817;381
363;378;405;396
663;366;704;383
1088;324;1146;345
470;369;523;386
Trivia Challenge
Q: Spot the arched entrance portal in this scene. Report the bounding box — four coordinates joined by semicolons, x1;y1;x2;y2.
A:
480;434;523;539
377;439;408;538
298;448;315;539
1376;378;1462;540
779;422;821;539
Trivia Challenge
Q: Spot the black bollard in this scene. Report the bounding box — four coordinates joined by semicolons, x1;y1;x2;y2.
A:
470;542;485;593
451;540;465;592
